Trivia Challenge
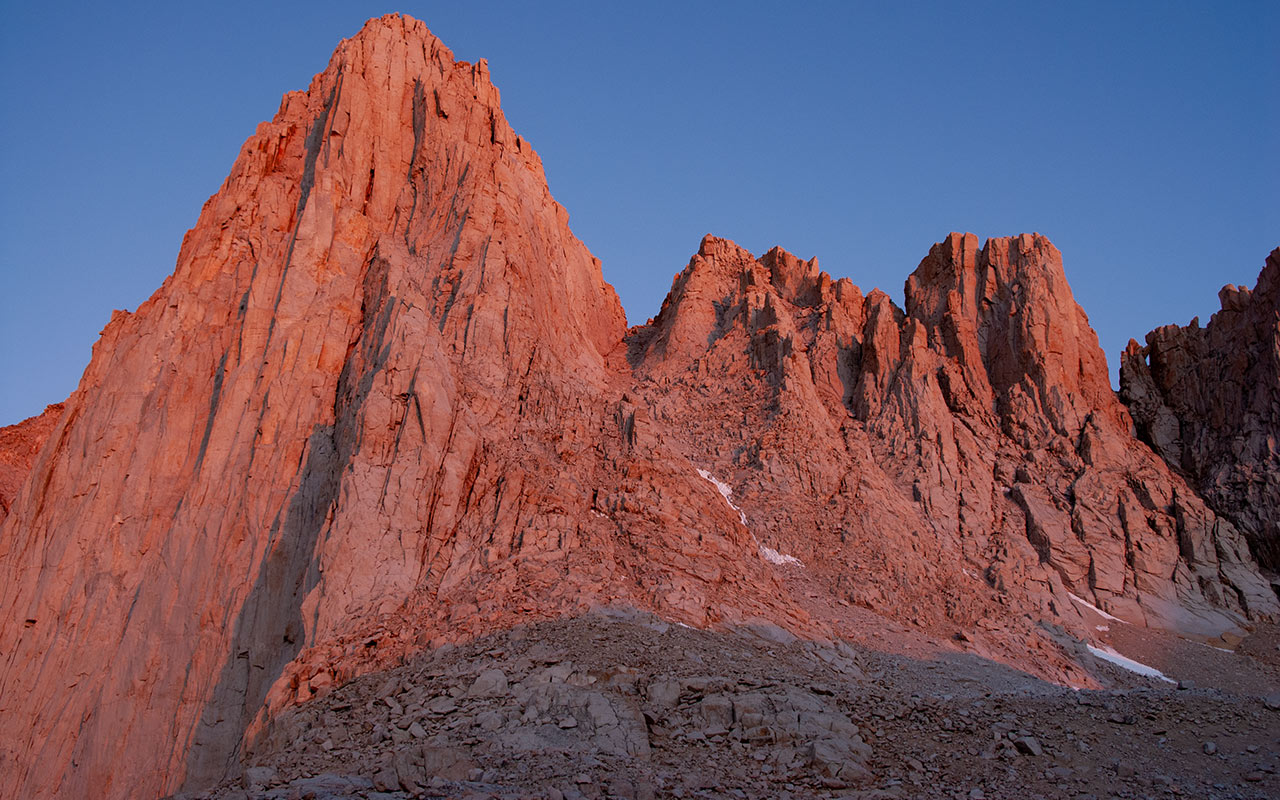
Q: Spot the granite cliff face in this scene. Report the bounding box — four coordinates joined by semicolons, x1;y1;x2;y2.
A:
0;403;62;525
628;233;1276;641
0;17;787;799
0;14;1276;800
1121;248;1280;571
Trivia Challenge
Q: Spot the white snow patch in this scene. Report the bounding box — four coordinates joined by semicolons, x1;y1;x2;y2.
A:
1069;592;1123;623
697;469;747;525
695;467;803;568
1095;625;1110;632
759;545;803;566
1086;644;1175;683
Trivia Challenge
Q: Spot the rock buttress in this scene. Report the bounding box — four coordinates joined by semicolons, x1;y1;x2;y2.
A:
1121;248;1280;572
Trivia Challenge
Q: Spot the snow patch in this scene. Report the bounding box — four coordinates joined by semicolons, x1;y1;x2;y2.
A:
695;467;803;568
759;545;803;566
697;469;747;525
1069;592;1123;623
1086;644;1175;683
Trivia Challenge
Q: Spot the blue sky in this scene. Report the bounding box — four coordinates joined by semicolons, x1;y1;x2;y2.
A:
1;2;1276;424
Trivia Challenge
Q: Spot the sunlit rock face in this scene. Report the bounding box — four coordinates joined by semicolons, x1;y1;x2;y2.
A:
0;14;1274;800
0;403;62;525
1121;247;1280;571
628;231;1275;643
0;17;784;799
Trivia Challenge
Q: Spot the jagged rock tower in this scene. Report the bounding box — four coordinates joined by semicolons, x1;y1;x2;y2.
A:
1121;249;1280;570
0;18;795;798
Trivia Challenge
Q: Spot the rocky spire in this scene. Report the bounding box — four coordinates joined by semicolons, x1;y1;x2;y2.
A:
628;231;1276;649
1121;247;1280;569
0;15;635;798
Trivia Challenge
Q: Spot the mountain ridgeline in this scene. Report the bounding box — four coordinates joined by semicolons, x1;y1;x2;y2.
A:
0;15;1275;799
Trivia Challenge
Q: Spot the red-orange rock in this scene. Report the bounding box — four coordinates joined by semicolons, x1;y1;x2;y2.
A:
628;231;1275;644
0;403;62;524
0;17;783;799
0;14;1274;800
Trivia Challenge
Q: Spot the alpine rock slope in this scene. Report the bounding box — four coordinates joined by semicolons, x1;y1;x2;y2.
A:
0;15;1275;799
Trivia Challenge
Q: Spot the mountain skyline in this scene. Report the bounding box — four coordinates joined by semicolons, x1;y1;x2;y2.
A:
2;2;1277;425
1;13;1277;797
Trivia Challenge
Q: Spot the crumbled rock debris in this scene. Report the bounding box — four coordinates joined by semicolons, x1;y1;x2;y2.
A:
179;609;1280;800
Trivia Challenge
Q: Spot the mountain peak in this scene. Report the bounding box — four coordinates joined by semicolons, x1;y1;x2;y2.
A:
1;18;1276;800
1;15;630;797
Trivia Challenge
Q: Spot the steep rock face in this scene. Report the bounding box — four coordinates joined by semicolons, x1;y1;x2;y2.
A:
1121;248;1280;570
630;232;1276;648
0;403;63;524
0;17;789;800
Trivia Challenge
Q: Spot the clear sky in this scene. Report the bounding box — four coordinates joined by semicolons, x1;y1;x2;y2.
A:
1;2;1276;425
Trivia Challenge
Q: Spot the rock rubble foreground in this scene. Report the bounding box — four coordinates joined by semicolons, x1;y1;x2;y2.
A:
189;611;1280;800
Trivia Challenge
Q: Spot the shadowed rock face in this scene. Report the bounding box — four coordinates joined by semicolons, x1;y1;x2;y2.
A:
0;14;1275;800
1121;248;1280;571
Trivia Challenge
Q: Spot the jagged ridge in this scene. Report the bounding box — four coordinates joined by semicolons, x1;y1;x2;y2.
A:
629;232;1276;640
0;14;1276;800
1121;248;1280;570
